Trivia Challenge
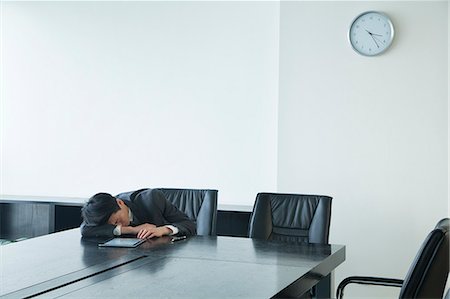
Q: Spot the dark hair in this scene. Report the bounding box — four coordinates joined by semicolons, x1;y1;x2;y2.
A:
81;193;120;225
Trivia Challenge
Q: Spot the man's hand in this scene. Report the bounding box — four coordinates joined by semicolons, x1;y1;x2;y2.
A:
136;224;172;239
120;223;173;239
120;223;155;236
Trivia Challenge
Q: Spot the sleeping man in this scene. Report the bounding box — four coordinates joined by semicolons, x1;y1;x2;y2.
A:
80;188;196;239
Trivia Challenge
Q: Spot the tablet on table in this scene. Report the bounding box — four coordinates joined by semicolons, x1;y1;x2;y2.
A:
98;238;145;248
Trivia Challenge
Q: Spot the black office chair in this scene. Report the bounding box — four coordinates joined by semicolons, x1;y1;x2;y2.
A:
336;218;450;299
158;188;218;236
248;192;332;243
248;192;332;299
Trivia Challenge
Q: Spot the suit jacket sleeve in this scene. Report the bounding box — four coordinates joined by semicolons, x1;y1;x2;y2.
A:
80;221;116;237
142;189;197;236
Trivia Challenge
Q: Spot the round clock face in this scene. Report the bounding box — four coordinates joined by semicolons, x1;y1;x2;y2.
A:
349;11;394;56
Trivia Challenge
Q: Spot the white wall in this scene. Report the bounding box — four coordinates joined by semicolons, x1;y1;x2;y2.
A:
278;1;448;298
0;1;280;204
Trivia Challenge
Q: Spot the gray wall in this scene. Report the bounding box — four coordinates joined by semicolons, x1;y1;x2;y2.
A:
277;1;448;298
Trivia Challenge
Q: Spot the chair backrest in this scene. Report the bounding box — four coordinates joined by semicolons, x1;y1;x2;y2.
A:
248;192;332;244
399;218;449;299
158;188;218;236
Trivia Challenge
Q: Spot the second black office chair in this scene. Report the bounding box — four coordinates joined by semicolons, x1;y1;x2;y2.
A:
248;192;332;243
158;188;218;236
248;192;333;299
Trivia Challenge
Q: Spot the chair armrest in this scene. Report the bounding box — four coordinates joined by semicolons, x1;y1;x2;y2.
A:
336;276;404;299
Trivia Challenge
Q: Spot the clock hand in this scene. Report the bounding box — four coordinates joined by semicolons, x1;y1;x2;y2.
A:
373;35;385;45
364;29;380;48
365;29;383;37
370;35;380;48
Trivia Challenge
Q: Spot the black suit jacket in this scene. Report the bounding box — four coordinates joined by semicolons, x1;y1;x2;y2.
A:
81;188;197;237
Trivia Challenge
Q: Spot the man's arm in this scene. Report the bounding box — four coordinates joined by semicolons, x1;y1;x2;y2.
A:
153;190;197;236
82;221;160;238
80;222;117;237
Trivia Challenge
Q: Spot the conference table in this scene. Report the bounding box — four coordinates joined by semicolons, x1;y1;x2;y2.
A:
0;229;345;298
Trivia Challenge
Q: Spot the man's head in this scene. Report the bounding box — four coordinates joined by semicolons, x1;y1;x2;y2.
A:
81;193;130;226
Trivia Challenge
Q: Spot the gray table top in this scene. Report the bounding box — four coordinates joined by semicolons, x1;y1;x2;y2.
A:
1;229;345;299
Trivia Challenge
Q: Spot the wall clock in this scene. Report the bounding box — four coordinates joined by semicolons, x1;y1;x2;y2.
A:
348;11;395;56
